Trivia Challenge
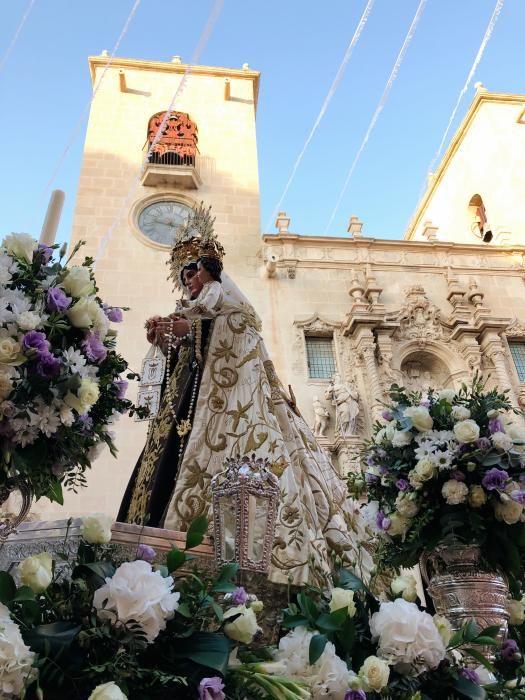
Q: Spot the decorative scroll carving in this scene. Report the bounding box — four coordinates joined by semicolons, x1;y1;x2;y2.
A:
147;111;198;158
393;286;449;342
505;318;525;338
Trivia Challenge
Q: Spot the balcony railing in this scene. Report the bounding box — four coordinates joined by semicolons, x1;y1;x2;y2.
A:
141;145;202;189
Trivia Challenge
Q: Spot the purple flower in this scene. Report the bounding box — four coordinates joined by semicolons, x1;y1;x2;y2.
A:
136;543;156;563
461;669;480;684
22;330;49;356
510;489;525;505
36;351;61;379
476;437;492;451
450;470;466;482
365;472;379;484
81;332;107;364
419;399;431;408
230;587;248;605
395;478;409;491
366;455;375;467
103;304;123;323
489;417;504;434
114;379;128;400
376;511;391;531
198;677;225;700
501;638;520;661
46;287;71;312
77;414;93;435
344;692;367;700
482;467;509;491
37;243;53;264
381;409;393;421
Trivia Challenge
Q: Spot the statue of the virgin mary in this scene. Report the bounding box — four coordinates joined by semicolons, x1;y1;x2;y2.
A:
119;203;370;586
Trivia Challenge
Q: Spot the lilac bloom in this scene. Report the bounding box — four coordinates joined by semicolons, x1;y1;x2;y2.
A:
376;511;391;531
488;417;504;434
37;243;53;264
230;587;248;605
81;332;107;363
461;669;480;684
103;304;123;323
395;478;409;491
482;467;509;491
198;677;225;700
476;437;492;451
22;330;49;356
501;638;520;661
366;455;375;467
365;472;379;484
419;399;431;408
136;543;156;563
450;470;466;482
46;287;71;312
510;489;525;505
78;414;93;434
344;692;367;700
114;379;128;399
458;443;471;455
381;409;393;421
36;352;61;379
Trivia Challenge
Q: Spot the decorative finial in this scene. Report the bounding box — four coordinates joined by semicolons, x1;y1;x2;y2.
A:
100;49;109;57
474;81;487;93
171;55;182;64
242;62;250;70
275;211;290;234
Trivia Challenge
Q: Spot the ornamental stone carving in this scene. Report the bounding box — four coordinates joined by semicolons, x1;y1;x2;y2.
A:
292;314;340;375
505;317;525;338
311;396;330;437
146;111;198;158
394;286;448;342
325;374;360;436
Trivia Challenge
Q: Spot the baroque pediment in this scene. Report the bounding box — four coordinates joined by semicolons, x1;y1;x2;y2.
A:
505;317;525;338
293;313;340;336
389;285;450;342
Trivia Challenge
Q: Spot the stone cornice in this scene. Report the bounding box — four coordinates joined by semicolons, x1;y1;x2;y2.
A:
404;91;525;240
88;56;261;108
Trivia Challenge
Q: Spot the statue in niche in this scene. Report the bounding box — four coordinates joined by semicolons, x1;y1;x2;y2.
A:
325;373;360;436
402;361;435;392
312;396;330;437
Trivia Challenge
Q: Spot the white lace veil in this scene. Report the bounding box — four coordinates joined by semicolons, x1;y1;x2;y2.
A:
221;270;255;309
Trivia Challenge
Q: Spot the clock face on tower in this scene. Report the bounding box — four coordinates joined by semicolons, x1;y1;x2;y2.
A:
137;200;192;246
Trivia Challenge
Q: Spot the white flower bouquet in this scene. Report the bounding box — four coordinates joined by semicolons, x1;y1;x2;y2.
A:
0;234;142;503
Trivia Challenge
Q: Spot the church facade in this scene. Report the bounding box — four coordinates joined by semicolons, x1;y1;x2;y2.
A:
35;56;525;518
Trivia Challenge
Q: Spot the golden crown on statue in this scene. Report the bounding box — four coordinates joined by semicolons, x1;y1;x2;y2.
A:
168;201;225;288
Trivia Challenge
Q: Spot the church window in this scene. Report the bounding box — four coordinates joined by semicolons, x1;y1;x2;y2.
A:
468;194;492;243
305;336;336;379
509;341;525;382
146;111;198;166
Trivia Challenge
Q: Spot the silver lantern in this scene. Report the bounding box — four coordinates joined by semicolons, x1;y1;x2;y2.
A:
211;454;280;573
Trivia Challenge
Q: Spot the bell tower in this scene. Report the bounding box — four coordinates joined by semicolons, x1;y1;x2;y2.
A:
48;55;262;517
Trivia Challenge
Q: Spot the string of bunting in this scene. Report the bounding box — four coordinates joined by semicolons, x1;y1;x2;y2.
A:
324;0;427;236
42;0;143;195
0;0;37;75
94;0;225;267
265;0;376;232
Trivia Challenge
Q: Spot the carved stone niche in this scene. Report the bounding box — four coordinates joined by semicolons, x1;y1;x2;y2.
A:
400;351;451;392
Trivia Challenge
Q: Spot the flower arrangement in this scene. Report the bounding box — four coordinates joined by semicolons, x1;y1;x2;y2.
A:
0;233;144;504
2;515;524;699
359;379;525;590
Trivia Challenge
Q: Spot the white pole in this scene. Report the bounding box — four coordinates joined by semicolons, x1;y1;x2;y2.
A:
39;189;65;246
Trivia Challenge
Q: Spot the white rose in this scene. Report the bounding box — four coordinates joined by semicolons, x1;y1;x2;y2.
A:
404;406;433;432
16;311;41;331
508;597;525;626
93;560;180;643
451;405;471;421
491;431;513;452
0;603;36;697
92;304;110;340
453;419;480;444
414;458;435;482
392;430;413;447
395;493;419;518
370;599;446;674
391;574;418;602
433;614;453;645
18;552;53;593
67;297;99;329
0;373;14;400
387;512;411;536
64;377;100;414
468;485;487;508
88;682;128;700
441;480;469;505
2;233;36;262
329;587;356;617
0;334;22;365
374;427;386;444
81;513;114;544
438;389;456;403
408;470;424;491
494;497;523;525
62;265;95;297
224;604;260;644
358;655;390;691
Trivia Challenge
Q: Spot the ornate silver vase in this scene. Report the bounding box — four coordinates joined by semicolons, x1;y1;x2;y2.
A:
421;543;509;661
0;476;33;543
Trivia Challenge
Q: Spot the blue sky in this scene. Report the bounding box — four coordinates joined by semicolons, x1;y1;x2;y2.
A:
0;0;523;247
